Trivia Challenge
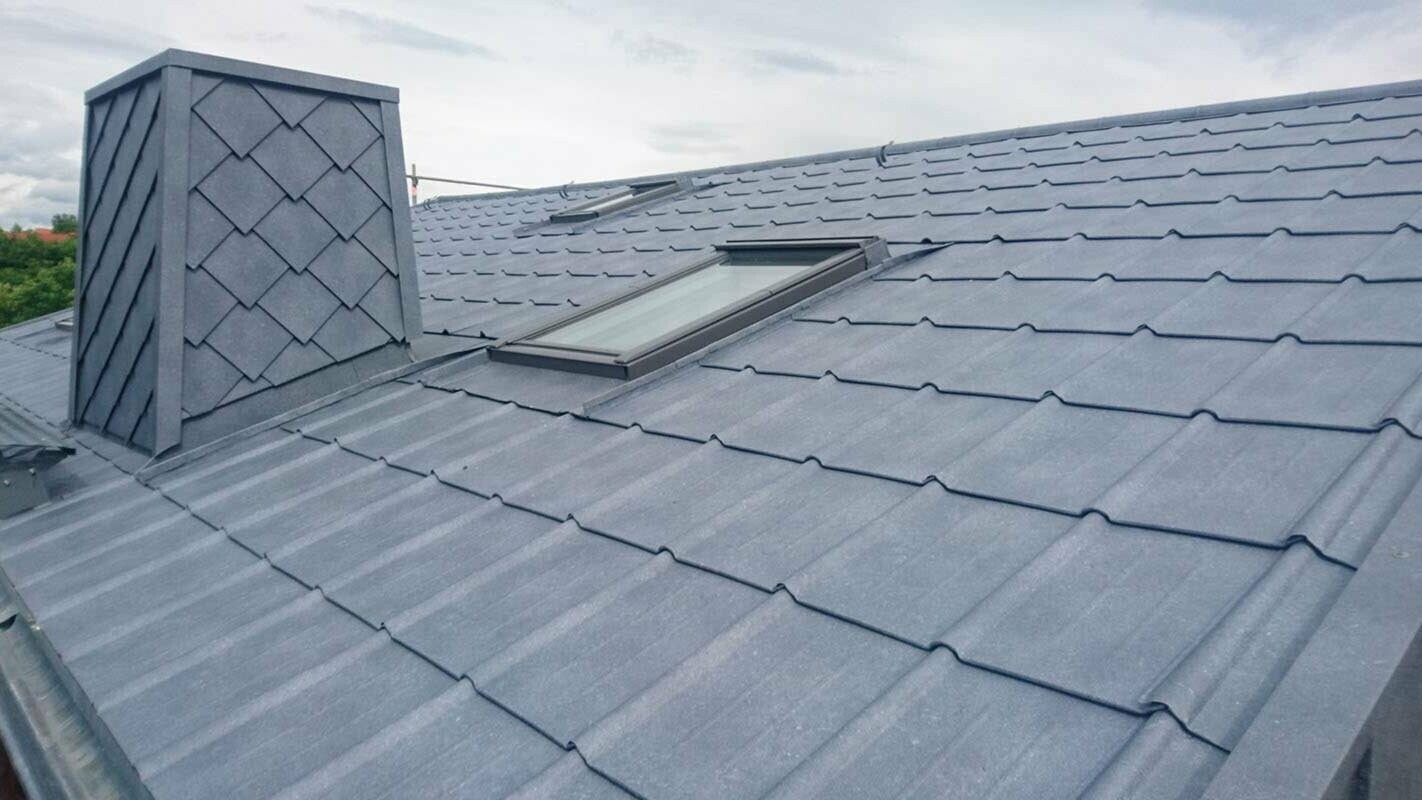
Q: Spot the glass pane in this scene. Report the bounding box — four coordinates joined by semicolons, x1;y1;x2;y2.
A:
531;262;815;353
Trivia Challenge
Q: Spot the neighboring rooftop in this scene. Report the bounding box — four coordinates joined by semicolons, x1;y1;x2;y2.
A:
2;63;1422;799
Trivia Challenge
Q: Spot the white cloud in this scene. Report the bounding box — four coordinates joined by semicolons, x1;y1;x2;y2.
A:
1;0;1421;225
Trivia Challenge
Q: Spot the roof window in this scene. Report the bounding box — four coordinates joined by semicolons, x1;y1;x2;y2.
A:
490;237;887;379
549;178;687;223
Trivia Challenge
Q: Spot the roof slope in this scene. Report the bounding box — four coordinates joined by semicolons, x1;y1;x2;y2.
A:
2;78;1422;799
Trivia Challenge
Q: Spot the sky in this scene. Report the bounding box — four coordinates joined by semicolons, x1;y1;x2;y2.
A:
3;0;1422;228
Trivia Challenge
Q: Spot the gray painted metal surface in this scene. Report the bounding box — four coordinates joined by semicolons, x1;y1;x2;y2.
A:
3;69;1422;798
73;51;422;456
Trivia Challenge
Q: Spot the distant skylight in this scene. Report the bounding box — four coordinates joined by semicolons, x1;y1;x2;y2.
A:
549;179;685;223
490;238;887;379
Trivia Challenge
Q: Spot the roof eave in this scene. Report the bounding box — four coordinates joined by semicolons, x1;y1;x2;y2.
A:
0;567;149;799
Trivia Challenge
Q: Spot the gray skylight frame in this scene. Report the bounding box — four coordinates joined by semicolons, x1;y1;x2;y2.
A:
490;237;887;379
548;178;688;223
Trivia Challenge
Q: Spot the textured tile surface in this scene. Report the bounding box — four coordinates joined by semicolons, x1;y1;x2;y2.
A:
7;77;1422;799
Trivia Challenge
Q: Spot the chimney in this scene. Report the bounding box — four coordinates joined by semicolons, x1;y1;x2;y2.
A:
71;51;422;456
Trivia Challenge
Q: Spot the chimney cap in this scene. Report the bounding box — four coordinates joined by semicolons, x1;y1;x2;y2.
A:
85;48;399;105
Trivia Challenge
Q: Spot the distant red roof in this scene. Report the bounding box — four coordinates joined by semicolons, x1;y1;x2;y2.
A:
6;228;76;244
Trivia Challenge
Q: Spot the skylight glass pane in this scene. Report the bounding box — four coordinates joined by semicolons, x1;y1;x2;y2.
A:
531;262;815;354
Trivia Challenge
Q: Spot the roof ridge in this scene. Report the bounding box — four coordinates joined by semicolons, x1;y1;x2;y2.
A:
426;76;1422;205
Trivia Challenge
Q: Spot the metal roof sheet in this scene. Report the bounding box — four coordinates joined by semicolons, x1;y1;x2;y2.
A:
4;77;1422;799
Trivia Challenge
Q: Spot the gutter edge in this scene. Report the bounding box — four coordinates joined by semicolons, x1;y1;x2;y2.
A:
0;565;150;800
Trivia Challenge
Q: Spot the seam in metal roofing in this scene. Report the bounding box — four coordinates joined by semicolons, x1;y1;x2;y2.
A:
3;76;1422;799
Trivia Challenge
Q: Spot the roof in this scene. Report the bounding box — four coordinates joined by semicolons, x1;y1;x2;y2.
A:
5;228;76;244
2;77;1422;799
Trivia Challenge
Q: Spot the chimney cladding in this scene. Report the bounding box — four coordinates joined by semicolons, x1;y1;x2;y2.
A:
71;51;423;456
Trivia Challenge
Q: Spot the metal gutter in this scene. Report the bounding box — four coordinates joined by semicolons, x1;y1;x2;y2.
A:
0;567;150;799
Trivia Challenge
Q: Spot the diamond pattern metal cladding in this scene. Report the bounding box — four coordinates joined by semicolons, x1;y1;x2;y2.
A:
202;231;289;307
355;212;397;271
182;343;243;416
259;270;341;343
351;141;391;204
308;237;387;308
255;199;338;271
306;168;384;240
184;268;238;345
254;82;325;127
193;81;281;158
197;156;285;234
204;304;293;380
251;125;334;200
186;192;235;266
189;117;230;190
300;98;381;169
313;306;391;361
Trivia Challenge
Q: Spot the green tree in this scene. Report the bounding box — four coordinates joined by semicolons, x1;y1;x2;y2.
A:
0;226;78;327
0;259;74;327
50;213;78;234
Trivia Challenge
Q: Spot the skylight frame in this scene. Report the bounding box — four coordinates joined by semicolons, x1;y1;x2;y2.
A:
548;178;687;223
489;237;886;379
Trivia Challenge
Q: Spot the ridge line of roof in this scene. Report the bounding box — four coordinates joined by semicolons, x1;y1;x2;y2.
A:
427;75;1422;206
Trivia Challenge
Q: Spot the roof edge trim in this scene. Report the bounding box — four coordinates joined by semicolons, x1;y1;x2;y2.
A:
0;567;151;799
1202;468;1422;799
425;75;1422;205
85;48;399;104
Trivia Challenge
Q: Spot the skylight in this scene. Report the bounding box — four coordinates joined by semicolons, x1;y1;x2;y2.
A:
549;178;686;223
490;237;887;379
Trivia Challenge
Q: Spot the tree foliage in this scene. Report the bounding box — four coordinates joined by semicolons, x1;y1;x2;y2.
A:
50;213;78;234
0;229;77;327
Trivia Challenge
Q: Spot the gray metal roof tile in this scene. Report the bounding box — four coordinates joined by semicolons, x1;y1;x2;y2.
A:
576;443;797;552
270;682;568;800
507;753;632;800
576;593;920;800
1091;415;1378;550
68;566;309;704
41;537;261;656
316;496;552;625
471;552;766;743
1291;278;1422;344
765;649;1159;800
1207;338;1422;431
105;594;372;762
1148;277;1337;340
16;73;1422;800
383;521;649;677
142;633;450;800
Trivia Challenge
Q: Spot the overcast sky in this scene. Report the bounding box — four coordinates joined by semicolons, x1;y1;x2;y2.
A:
3;0;1422;227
